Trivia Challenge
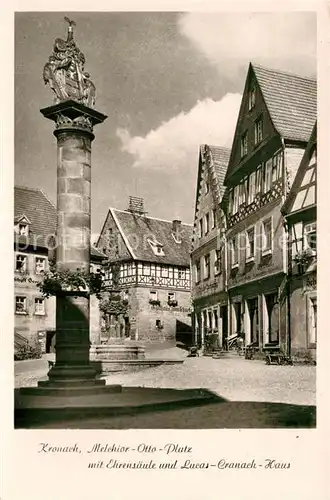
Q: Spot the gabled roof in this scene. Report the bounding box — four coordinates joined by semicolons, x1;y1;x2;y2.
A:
194;144;231;217
253;64;317;143
14;185;105;259
207;145;231;199
110;208;193;266
225;62;317;184
281;122;317;216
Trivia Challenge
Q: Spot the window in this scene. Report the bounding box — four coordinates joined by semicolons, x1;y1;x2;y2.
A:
241;132;248;157
264;159;272;192
233;185;239;214
18;223;28;236
204;254;210;280
303;222;316;253
248;87;256;110
195;261;201;283
214;249;221;274
211;209;216;228
35;257;46;274
149;290;158;301
248;171;256;204
35;297;45;315
308;297;317;345
231;236;239;267
147;239;164;256
272;151;283;182
161;266;169;278
156;319;163;328
205;213;210;234
15;254;27;273
256;166;263;194
246;227;255;260
262;218;273;254
199;219;203;238
15;296;27;314
254;117;263;145
168;292;177;305
239;179;247;206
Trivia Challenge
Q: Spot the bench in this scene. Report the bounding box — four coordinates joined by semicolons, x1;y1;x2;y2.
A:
264;349;292;365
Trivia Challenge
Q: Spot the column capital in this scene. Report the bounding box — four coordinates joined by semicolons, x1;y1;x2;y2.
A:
40;100;107;137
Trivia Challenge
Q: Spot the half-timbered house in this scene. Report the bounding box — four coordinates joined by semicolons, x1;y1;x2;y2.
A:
97;197;193;345
281;123;317;362
191;145;231;349
221;63;317;357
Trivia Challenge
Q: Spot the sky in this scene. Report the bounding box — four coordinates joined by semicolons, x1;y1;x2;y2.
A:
15;11;316;239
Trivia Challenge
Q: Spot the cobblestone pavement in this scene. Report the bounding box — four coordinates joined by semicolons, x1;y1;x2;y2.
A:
15;350;316;406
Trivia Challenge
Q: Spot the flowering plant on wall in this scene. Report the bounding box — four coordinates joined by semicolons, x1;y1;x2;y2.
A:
293;248;314;273
37;265;103;299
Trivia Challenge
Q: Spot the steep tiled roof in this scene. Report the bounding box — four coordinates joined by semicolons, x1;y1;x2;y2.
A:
208;145;231;198
14;185;105;259
112;208;193;266
253;64;317;142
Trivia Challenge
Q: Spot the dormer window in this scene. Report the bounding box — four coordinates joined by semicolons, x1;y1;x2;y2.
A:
14;215;31;236
19;223;28;236
147;239;165;256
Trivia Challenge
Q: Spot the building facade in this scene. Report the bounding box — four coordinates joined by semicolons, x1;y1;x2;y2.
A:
221;63;317;356
191;145;230;349
96;197;193;345
14;186;105;353
282;124;317;361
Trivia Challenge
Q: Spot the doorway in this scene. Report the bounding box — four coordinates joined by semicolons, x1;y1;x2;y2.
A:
247;297;259;345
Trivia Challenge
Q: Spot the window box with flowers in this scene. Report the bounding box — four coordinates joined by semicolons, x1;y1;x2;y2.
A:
293;249;314;274
37;265;104;299
149;299;161;306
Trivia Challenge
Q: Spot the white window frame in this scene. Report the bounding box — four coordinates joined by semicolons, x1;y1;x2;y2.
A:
35;257;46;274
34;297;45;315
303;222;317;255
231;237;239;268
214;249;221;275
248;171;256;204
168;292;176;301
233;185;239;214
241;132;248;158
149;290;158;301
211;209;216;229
15;296;27;314
18;223;28;236
246;227;256;262
264;159;272;193
262;218;273;256
204;253;210;280
248;87;256;110
15;254;27;273
254;116;263;145
147;239;165;256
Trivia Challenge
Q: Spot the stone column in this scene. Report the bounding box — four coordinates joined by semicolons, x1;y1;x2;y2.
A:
40;100;107;387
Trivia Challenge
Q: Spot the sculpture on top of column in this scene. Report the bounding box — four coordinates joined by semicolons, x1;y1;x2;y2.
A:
43;16;96;108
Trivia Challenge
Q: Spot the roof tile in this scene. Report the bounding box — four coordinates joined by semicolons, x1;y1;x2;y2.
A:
112;209;193;266
253;64;317;142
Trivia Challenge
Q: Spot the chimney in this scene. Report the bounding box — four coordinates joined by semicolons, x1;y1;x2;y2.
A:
127;196;146;215
172;219;182;243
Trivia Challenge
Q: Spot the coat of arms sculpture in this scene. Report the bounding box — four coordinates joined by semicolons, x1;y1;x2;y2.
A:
43;17;96;108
